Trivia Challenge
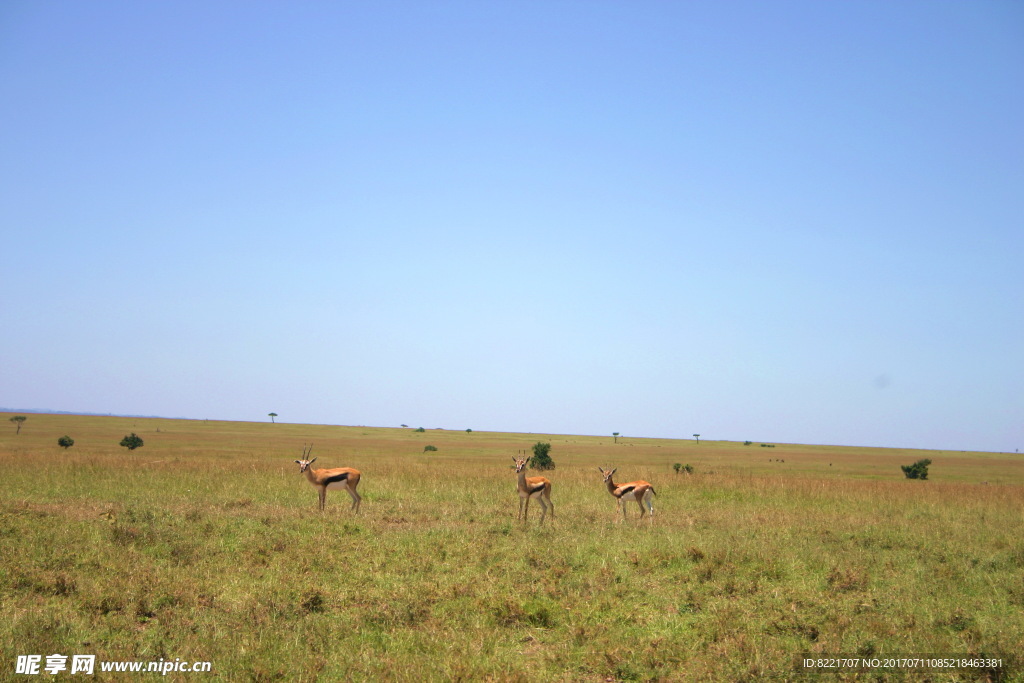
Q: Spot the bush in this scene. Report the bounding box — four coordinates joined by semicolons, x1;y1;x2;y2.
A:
414;427;425;433
120;433;144;451
57;435;75;450
423;445;438;452
529;442;555;470
901;459;932;480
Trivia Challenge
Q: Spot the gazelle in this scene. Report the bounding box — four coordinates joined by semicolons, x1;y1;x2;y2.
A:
294;444;362;512
598;467;656;520
513;456;554;524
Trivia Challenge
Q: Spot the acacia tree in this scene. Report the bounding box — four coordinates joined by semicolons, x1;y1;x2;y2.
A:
693;433;701;444
268;413;278;423
613;432;620;443
120;433;144;451
901;459;932;480
58;435;75;450
10;415;26;434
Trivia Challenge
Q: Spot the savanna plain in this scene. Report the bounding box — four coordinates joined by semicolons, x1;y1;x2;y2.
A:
2;413;1023;681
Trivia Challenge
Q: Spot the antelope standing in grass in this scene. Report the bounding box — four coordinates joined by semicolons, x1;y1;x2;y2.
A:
294;444;362;512
599;467;656;520
514;456;554;524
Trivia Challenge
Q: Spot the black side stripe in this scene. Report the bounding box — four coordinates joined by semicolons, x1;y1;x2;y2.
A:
615;485;635;498
529;483;547;494
324;472;349;485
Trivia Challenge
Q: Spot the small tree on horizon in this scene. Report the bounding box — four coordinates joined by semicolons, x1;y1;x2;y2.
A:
529;442;555;470
901;458;932;480
58;435;75;450
693;433;701;444
10;416;26;434
120;433;144;451
268;413;278;423
613;432;620;443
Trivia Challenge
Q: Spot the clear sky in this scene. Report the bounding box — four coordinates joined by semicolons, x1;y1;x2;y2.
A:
2;1;1021;452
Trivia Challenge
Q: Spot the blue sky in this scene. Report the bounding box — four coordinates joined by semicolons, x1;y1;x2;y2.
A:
2;1;1021;452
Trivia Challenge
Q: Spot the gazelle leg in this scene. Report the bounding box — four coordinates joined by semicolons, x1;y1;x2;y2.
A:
318;487;326;511
637;498;646;518
546;495;555;519
538;495;549;524
347;486;360;512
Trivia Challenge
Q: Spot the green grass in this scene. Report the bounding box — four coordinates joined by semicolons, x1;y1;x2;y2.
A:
2;413;1023;680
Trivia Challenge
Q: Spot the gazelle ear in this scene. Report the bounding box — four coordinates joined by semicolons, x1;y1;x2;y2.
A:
598;466;604;473
294;460;301;464
309;457;317;464
611;468;617;475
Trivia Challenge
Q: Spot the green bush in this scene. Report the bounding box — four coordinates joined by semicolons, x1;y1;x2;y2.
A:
901;459;932;480
529;442;555;470
58;435;75;450
120;433;144;451
423;445;438;452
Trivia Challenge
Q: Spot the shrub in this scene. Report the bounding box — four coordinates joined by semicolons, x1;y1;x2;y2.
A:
423;445;437;452
529;442;555;470
901;459;932;480
120;433;144;451
673;463;682;474
414;427;425;433
58;435;75;450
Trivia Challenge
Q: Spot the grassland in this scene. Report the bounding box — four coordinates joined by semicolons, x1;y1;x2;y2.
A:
1;412;1022;681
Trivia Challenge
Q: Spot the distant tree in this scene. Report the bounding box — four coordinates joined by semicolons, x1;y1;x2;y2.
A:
401;424;409;428
120;433;144;451
10;415;26;434
673;463;682;475
529;442;555;470
693;433;700;444
414;427;425;433
466;428;472;433
268;413;278;423
57;435;75;450
423;445;438;452
901;459;932;480
613;432;620;443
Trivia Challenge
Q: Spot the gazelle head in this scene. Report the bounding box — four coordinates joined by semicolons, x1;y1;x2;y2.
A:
513;456;528;473
598;466;617;484
294;444;317;472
